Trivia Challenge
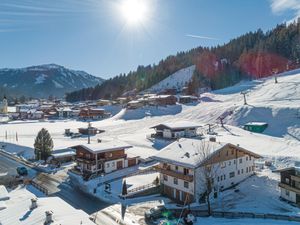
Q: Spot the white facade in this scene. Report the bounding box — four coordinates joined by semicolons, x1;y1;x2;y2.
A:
160;165;195;196
159;154;256;203
162;128;197;139
195;155;255;200
280;188;296;203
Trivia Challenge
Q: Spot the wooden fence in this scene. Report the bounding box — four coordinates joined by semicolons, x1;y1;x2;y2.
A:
171;209;300;223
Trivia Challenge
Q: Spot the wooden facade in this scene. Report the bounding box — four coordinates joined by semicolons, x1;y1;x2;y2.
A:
73;145;138;180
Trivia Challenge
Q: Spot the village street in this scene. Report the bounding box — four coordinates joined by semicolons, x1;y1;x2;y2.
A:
0;151;121;225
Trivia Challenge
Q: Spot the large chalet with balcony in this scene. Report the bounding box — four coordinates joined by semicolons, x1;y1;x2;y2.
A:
152;138;261;204
72;142;139;180
277;167;300;204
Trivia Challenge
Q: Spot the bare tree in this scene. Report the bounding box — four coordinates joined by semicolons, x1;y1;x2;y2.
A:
194;141;219;215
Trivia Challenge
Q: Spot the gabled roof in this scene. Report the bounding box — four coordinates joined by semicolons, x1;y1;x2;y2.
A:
72;141;132;154
151;121;201;130
0;186;95;225
151;138;261;169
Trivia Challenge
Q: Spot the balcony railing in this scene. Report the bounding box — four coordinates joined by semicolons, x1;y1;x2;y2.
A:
155;166;193;182
76;157;96;164
279;182;300;195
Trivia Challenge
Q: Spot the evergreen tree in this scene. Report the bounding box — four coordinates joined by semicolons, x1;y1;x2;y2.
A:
34;128;53;161
122;180;128;196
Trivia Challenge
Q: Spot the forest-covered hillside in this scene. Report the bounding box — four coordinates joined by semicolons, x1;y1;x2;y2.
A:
66;19;300;102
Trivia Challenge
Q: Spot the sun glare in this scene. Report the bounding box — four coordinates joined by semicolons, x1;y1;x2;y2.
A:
120;0;148;26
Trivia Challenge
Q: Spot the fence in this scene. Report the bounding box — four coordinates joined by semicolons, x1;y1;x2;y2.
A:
171;209;300;223
31;180;49;195
127;183;156;195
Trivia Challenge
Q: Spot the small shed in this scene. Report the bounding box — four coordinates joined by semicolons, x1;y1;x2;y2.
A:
243;122;268;133
78;127;105;135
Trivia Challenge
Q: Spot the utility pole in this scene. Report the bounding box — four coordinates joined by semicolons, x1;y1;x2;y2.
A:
240;91;247;105
87;122;91;144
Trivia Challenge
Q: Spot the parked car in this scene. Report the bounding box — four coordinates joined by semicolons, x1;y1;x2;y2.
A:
16;166;28;176
145;206;171;221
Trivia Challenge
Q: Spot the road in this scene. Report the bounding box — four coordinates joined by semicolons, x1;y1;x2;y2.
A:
0;151;120;225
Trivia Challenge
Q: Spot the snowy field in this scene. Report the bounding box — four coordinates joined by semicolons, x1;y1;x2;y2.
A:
0;69;299;162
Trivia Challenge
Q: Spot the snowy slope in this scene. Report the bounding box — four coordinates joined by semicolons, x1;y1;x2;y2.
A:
146;65;195;93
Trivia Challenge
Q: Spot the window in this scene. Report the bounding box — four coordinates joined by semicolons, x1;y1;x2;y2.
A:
175;166;178;171
286;189;290;196
163;175;168;181
241;169;244;174
106;163;110;168
250;156;252;161
217;176;220;182
238;170;240;175
184;168;189;175
239;158;242;164
221;162;226;168
246;156;248;161
229;172;235;178
184;181;189;188
221;176;223;181
228;161;231;166
224;175;226;180
231;149;234;155
234;160;236;164
173;178;178;185
246;167;248;173
112;162;115;167
285;178;290;184
86;154;91;159
226;151;228;156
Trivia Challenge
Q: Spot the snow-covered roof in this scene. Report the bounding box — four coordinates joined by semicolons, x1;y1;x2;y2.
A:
51;148;76;158
151;121;201;130
244;122;268;126
72;141;133;154
152;138;226;168
179;95;198;99
0;185;9;201
152;138;261;169
274;167;300;173
0;186;95;225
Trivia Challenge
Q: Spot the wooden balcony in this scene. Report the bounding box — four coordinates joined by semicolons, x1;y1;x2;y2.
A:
155;166;194;182
76;157;96;164
279;182;300;195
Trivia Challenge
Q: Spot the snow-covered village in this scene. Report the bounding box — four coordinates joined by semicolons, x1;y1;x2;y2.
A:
0;1;300;225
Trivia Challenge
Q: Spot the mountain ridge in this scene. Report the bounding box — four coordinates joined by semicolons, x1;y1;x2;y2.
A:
0;64;104;99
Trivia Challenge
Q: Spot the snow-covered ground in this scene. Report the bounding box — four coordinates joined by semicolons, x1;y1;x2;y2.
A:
146;65;195;93
0;68;300;222
0;68;299;162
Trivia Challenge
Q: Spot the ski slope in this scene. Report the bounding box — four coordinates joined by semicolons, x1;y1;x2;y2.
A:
146;65;195;93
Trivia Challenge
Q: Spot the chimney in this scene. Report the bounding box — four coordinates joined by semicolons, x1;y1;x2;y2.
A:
45;211;53;224
30;198;37;210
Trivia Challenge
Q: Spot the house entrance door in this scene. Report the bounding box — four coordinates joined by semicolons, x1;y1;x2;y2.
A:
117;161;123;169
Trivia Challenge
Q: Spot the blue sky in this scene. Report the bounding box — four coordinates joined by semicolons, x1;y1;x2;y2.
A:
0;0;299;78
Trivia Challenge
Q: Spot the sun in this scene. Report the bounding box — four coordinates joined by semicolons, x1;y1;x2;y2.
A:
120;0;148;26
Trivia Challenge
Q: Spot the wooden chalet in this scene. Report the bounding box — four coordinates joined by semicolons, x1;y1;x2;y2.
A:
79;108;110;120
72;142;139;180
